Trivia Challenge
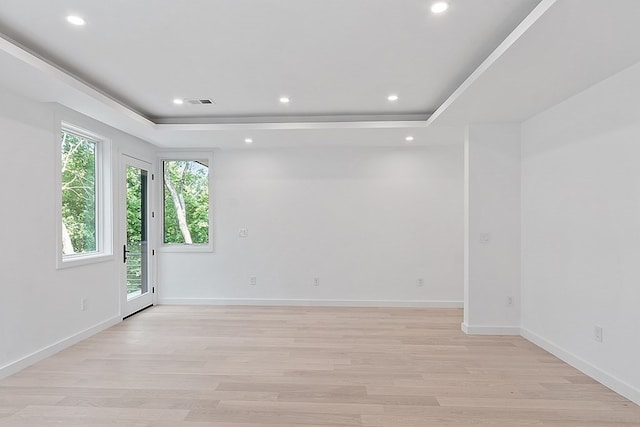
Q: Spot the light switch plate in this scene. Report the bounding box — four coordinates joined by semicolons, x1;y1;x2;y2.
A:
479;233;491;244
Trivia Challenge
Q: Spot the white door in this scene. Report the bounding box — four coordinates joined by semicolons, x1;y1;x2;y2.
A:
121;155;154;317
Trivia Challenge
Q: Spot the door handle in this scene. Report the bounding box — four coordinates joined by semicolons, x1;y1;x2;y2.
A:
123;244;130;263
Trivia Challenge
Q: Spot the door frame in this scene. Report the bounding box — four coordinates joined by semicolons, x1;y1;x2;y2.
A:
120;153;156;318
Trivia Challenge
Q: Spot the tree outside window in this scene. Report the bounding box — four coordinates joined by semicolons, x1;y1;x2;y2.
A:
163;160;209;245
61;130;98;255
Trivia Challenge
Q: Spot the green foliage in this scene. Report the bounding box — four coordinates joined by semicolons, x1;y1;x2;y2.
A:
163;160;209;244
126;166;144;245
61;135;210;280
61;131;97;254
126;166;145;294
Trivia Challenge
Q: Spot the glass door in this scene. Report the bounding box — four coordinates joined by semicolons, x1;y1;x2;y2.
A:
122;155;153;317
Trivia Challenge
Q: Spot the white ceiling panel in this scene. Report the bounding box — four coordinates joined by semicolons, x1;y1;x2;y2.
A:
0;0;540;121
1;1;639;149
428;0;640;125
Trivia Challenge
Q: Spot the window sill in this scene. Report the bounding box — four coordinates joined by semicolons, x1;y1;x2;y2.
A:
158;244;213;253
57;252;115;269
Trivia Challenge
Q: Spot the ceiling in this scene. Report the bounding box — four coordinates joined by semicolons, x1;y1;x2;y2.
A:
0;0;539;120
0;0;639;148
429;0;640;126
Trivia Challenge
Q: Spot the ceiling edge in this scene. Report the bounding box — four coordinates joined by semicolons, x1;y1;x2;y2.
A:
0;32;155;127
156;119;429;131
425;0;558;127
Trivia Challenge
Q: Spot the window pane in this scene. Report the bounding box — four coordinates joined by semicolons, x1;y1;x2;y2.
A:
61;131;98;255
163;160;209;244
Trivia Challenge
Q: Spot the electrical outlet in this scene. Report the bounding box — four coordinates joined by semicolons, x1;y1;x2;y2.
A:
80;298;86;311
417;278;424;287
507;296;514;307
239;228;248;238
313;277;320;286
249;276;257;286
594;326;603;343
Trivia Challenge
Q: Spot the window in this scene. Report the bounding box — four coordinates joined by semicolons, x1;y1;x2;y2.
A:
58;124;112;267
162;158;211;248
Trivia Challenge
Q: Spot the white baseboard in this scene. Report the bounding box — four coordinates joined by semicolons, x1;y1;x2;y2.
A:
521;327;640;406
0;315;121;380
158;298;463;308
461;322;521;335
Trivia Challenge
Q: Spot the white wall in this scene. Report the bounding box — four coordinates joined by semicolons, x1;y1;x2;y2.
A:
0;88;156;377
521;61;640;403
159;146;464;306
463;124;521;334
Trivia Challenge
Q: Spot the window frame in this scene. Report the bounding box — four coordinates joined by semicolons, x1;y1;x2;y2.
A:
56;122;113;268
158;151;214;253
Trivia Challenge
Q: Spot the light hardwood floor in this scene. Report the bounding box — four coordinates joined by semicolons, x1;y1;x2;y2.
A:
0;306;638;426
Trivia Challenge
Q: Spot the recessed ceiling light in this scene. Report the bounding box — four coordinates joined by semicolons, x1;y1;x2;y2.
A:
431;2;449;14
387;94;399;102
173;98;184;105
405;136;415;142
244;138;253;144
279;96;290;104
66;15;86;26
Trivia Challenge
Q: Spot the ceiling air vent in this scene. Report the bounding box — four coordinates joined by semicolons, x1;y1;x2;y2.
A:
186;99;215;105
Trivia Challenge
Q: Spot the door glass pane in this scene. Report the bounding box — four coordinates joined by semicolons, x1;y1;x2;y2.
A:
126;166;148;299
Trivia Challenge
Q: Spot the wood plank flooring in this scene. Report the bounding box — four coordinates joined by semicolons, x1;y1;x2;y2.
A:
0;306;638;426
